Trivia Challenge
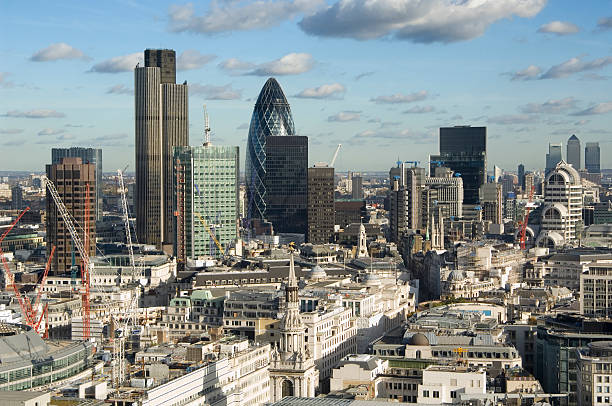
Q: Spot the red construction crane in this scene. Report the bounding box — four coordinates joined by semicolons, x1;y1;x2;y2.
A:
519;186;535;250
0;207;34;325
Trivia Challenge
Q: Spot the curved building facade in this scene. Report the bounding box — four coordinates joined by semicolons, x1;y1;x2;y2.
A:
246;78;296;224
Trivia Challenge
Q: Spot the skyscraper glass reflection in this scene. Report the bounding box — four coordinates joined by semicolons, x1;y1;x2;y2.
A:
246;78;296;223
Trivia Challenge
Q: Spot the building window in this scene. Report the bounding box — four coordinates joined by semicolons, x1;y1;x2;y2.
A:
433;391;439;398
422;390;429;398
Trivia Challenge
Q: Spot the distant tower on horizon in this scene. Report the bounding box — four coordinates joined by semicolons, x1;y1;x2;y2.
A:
518;163;525;189
567;134;581;170
135;49;188;249
585;142;601;174
545;142;563;176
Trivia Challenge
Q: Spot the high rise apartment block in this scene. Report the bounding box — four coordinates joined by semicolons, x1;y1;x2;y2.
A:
135;49;188;249
46;157;96;274
307;166;335;244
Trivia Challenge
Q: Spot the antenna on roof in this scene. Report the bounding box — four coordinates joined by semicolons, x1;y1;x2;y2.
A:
203;104;211;146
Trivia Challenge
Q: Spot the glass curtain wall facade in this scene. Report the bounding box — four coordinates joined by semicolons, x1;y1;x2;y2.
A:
265;136;308;235
245;78;296;225
174;145;239;260
430;126;486;205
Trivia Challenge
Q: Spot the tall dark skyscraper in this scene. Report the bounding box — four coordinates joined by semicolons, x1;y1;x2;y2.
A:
246;78;296;227
567;134;580;170
307;166;335;244
52;147;103;220
430;126;486;205
351;175;363;199
135;48;188;249
46;158;96;274
585;142;601;174
11;185;23;211
264;135;308;235
517;164;525;189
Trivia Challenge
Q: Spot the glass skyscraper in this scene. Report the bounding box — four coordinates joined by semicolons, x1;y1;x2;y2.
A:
585;142;600;174
430;126;486;205
173;145;239;260
245;78;296;225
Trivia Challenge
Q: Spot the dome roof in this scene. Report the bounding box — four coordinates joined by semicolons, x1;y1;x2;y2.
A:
447;269;465;282
308;265;327;279
409;333;430;346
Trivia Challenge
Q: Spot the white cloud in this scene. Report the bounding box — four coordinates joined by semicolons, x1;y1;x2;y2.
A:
295;83;345;99
0;72;14;88
3;109;65;119
190;83;242;100
403;105;436;114
328;111;361;122
168;0;324;34
30;42;89;62
597;16;612;31
537;21;579;35
541;56;612;79
571;102;612;116
519;97;578;114
38;128;65;136
218;53;314;76
508;65;542;81
249;53;314;76
177;50;216;70
106;84;133;95
351;128;434;144
0;128;23;135
371;90;427;104
89;53;143;73
299;0;546;43
487;114;538;125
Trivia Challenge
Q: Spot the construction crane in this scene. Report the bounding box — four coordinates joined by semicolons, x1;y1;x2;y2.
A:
44;176;92;340
203;104;211;146
404;160;420;167
195;212;225;258
0;208;35;326
518;186;536;250
329;144;342;167
117;170;136;272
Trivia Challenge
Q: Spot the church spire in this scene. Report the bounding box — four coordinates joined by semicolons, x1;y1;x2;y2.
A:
286;253;299;304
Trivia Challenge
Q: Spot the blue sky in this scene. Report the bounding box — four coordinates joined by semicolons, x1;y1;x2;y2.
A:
1;0;611;173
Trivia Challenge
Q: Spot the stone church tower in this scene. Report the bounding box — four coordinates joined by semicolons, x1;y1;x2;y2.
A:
269;254;318;401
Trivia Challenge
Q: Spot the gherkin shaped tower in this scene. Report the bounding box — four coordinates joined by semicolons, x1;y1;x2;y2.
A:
246;78;296;223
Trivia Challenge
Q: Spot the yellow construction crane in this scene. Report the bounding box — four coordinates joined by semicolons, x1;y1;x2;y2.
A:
195;212;225;257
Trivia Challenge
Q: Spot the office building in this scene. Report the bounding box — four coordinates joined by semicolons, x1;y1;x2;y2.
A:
580;259;612;318
135;48;188;249
307;165;335;244
524;172;535;195
173;144;239;261
518;163;525;189
264;135;308;235
52;147;103;220
351;175;363;199
567;134;581;170
479;183;503;225
585;142;601;174
46;157;96;274
430;126;486;205
545;142;563;176
424;167;463;219
536;161;583;248
245;78;296;227
389;164;424;242
493;165;502;183
335;199;368;228
10;185;23;210
577;341;612;406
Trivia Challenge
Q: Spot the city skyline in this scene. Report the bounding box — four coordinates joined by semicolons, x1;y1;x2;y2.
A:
2;1;612;172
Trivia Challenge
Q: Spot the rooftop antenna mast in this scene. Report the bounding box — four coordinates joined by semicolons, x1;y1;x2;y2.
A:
203;104;211;146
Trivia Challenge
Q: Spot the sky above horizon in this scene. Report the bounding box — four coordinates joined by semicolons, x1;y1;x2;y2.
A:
1;0;611;174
